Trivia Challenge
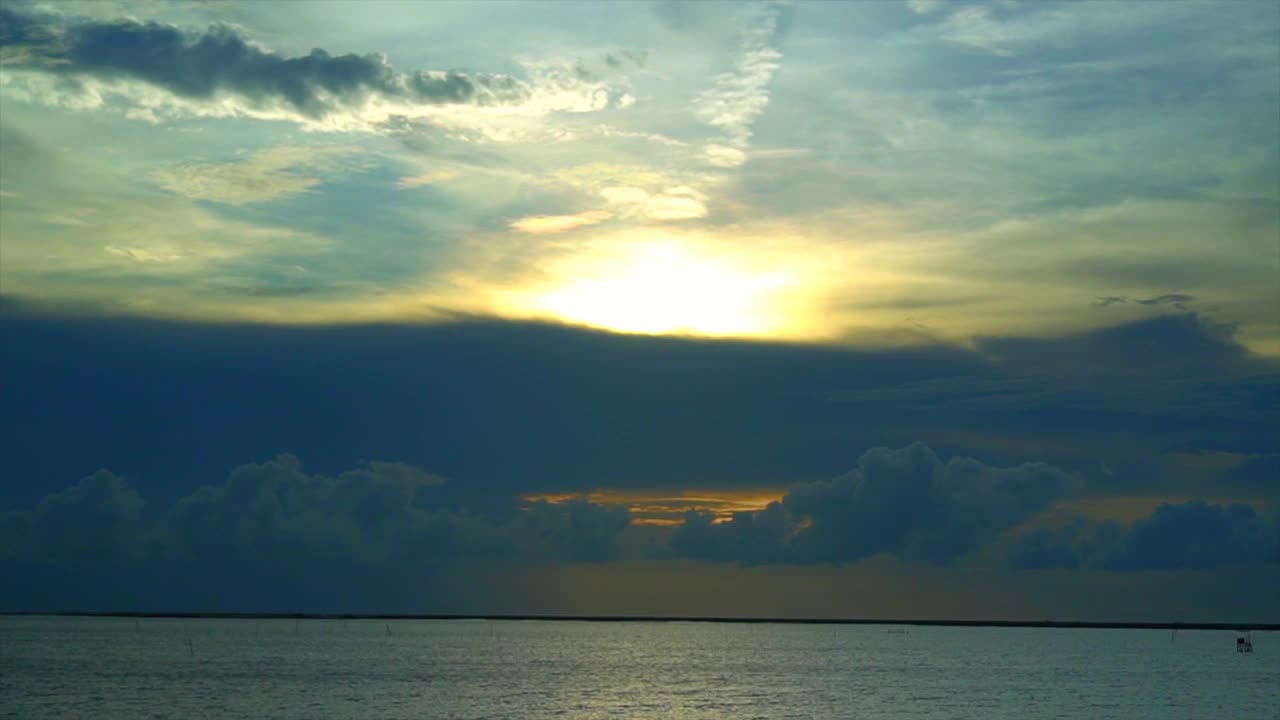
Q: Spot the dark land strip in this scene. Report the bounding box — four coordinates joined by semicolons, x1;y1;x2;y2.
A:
3;612;1276;631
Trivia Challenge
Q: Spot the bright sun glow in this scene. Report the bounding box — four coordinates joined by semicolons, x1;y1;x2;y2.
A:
531;244;788;336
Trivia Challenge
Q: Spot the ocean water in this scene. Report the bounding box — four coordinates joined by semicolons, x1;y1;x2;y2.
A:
0;616;1275;719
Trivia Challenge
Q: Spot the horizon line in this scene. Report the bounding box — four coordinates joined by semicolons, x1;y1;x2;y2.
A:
2;612;1275;631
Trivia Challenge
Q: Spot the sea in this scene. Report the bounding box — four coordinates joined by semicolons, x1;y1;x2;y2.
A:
0;616;1275;719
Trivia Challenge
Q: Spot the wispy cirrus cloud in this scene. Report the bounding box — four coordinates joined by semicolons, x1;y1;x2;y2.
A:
396;169;457;189
692;0;790;167
150;146;350;205
1092;293;1196;311
509;209;614;234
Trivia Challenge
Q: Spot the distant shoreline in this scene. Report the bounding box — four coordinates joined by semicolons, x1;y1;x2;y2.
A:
2;612;1276;631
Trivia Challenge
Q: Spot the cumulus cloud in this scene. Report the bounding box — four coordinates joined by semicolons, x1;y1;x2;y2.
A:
692;0;790;167
1008;500;1280;571
2;456;632;569
0;7;627;134
509;210;614;234
0;470;148;563
517;499;631;562
673;443;1076;565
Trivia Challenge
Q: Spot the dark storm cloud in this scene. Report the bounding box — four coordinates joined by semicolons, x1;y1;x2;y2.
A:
1;301;1277;610
0;470;148;563
973;313;1243;376
1008;500;1280;571
0;304;988;508
673;443;1076;566
0;453;629;604
2;455;631;569
0;454;634;612
0;305;1275;511
1225;455;1280;497
828;314;1279;474
0;7;531;118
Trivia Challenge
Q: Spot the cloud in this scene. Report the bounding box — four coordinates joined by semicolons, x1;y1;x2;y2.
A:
692;0;790;167
3;307;1273;502
1092;293;1196;311
1009;500;1280;571
396;169;457;189
555;163;672;190
603;49;648;70
973;313;1248;378
517;499;632;562
672;442;1076;565
702;144;748;168
1134;293;1196;307
1224;454;1280;497
0;454;637;611
906;0;944;15
0;7;627;133
103;245;182;263
600;184;709;221
0;470;148;563
3;455;632;570
509;209;614;234
523;489;781;526
150;146;345;205
554;164;710;219
166;454;479;563
826;314;1279;484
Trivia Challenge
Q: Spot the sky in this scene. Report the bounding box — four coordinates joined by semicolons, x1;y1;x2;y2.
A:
0;0;1277;621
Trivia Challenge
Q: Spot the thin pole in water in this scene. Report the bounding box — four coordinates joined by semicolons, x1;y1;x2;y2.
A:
186;638;194;657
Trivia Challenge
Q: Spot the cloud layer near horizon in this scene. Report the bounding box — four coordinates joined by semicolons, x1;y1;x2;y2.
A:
3;444;1273;601
2;306;1275;615
0;454;633;570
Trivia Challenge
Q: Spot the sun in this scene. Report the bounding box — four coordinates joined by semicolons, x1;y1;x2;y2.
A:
528;243;788;337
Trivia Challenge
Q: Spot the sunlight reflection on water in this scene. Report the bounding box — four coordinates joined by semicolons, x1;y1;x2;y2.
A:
0;617;1274;719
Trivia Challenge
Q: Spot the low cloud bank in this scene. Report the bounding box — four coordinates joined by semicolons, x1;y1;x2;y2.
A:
1009;500;1280;571
674;443;1076;565
0;455;632;569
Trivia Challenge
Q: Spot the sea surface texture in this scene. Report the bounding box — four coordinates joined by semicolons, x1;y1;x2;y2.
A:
0;616;1275;719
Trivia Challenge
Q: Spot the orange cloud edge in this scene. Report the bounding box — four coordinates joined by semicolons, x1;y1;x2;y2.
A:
522;488;786;526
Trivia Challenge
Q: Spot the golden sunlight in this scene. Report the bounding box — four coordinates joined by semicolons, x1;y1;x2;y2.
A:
530;243;788;337
523;488;785;526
